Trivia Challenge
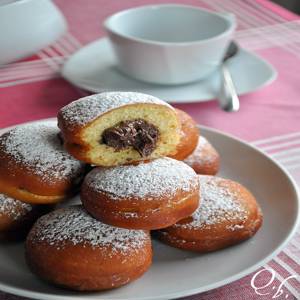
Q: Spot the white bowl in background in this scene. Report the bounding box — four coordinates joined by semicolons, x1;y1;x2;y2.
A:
104;4;236;85
0;0;67;65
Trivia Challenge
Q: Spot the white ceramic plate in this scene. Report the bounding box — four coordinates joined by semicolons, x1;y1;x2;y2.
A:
62;38;277;103
0;118;299;300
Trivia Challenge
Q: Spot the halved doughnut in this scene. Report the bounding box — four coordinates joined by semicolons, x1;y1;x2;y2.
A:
58;92;181;166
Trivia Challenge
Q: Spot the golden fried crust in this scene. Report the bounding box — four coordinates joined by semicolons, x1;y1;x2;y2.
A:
56;119;90;164
156;178;263;252
169;109;199;160
81;184;200;230
0;126;88;204
0;181;66;204
26;237;152;291
184;137;220;175
0;146;74;196
0;149;88;204
0;204;51;240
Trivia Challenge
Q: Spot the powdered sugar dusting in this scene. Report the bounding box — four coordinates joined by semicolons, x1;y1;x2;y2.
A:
177;176;247;229
84;158;198;200
184;136;216;165
29;206;148;252
59;91;171;127
0;193;32;220
0;121;85;182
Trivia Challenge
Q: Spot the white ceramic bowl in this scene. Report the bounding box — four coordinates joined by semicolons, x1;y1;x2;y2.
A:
0;0;67;65
104;4;236;85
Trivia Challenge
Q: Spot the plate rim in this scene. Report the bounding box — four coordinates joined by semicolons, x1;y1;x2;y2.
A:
61;37;278;104
0;118;299;300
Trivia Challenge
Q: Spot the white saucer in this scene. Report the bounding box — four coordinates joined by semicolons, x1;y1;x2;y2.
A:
0;119;299;300
62;38;277;103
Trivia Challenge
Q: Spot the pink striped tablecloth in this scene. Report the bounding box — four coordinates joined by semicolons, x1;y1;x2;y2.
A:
0;0;300;299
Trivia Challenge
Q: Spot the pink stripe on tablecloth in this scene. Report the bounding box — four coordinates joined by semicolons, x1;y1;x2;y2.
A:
255;0;300;21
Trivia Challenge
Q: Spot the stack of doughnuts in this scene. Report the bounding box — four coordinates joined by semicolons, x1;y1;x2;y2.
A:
0;91;263;292
27;91;201;291
0;120;87;239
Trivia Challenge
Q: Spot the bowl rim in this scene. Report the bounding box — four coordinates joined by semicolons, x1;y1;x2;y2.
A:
0;0;49;8
103;4;236;47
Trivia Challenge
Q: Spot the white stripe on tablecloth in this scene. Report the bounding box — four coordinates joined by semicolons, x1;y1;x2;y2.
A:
266;264;299;298
253;132;300;146
235;22;300;51
273;256;300;296
233;0;300;52
239;0;279;25
0;33;80;70
37;35;89;97
47;45;62;57
46;40;89;97
236;23;300;40
65;32;82;49
53;40;72;57
36;50;60;71
47;35;80;57
284;248;300;268
0;58;62;84
273;256;300;290
238;0;299;29
0;59;54;85
271;149;300;159
274;157;300;170
276;155;300;164
0;60;49;72
235;21;300;37
210;0;300;56
201;0;300;57
249;133;300;171
40;36;89;97
286;242;299;255
247;0;297;23
285;163;300;171
0;67;53;81
48;34;81;58
42;47;64;62
267;148;300;162
37;34;81;70
58;38;76;54
37;34;79;70
0;74;59;88
257;140;300;152
287;241;300;253
0;33;81;87
53;41;71;58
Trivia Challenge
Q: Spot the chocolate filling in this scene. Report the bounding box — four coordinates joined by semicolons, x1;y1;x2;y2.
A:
102;119;159;157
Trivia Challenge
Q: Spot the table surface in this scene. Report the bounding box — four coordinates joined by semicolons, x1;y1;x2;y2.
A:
0;0;300;299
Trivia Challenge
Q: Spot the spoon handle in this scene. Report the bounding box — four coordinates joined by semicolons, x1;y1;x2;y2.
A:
218;64;240;112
